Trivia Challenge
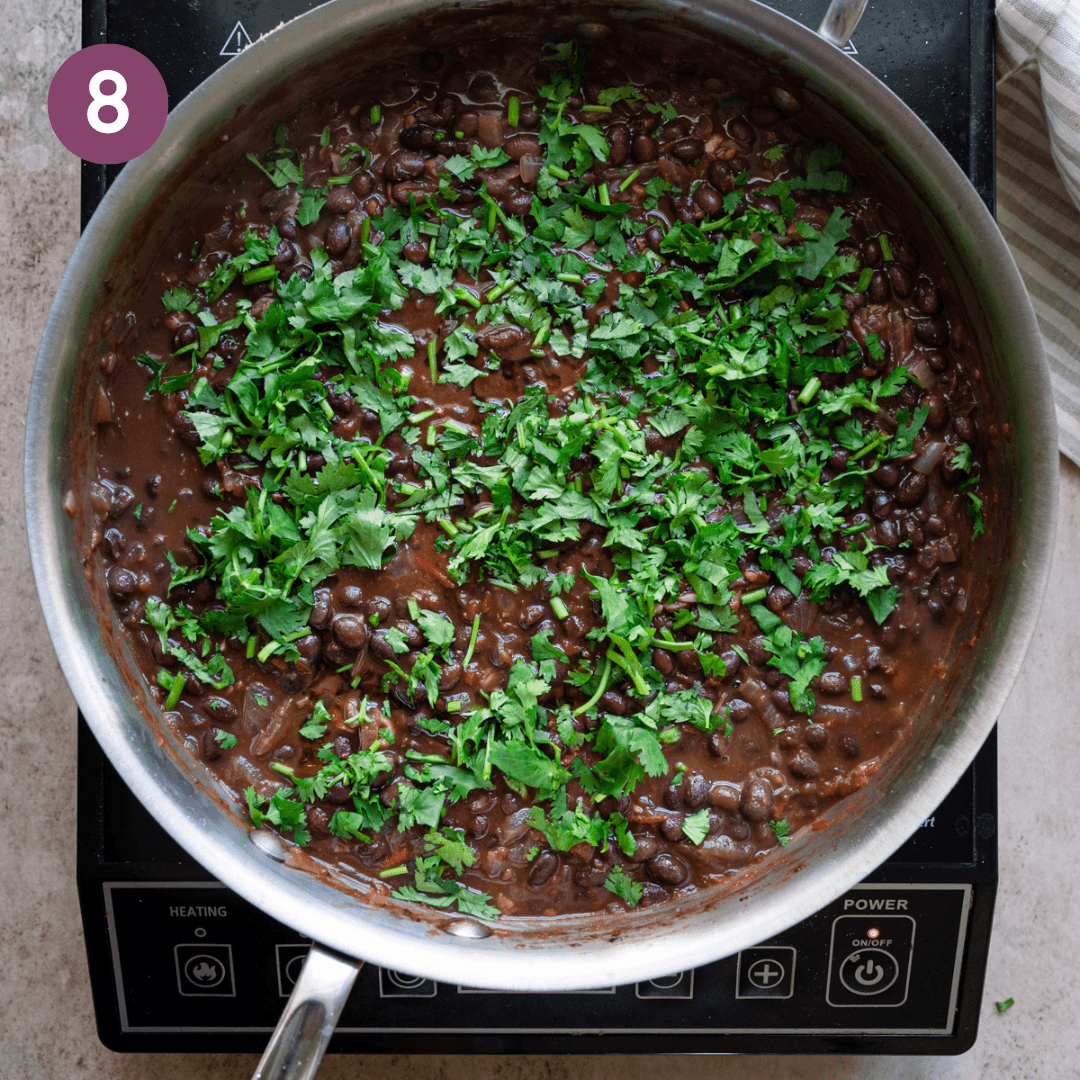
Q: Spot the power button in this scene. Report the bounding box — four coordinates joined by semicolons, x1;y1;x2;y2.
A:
826;915;915;1008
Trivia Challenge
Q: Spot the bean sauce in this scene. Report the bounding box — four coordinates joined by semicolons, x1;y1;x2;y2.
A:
88;33;987;920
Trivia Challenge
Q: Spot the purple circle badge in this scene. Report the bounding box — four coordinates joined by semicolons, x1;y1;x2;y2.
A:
48;44;168;165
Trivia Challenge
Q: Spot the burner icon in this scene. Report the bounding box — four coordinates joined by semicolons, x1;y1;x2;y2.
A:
635;971;695;999
379;968;437;998
174;943;236;997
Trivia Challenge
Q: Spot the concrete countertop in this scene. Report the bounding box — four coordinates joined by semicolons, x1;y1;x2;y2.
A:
3;1;1077;1076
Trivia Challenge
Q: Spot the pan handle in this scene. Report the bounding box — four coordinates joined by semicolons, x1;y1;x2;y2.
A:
817;0;870;47
252;944;363;1080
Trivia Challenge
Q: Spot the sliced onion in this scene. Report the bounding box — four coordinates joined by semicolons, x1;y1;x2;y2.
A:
477;112;502;149
913;439;947;474
908;357;935;389
519;154;542;185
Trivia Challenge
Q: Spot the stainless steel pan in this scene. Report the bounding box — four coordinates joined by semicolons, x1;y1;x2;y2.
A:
25;0;1056;1075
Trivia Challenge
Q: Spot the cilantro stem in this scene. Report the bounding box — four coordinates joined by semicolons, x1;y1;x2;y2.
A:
407;599;421;621
258;640;280;663
842;519;873;535
850;676;863;702
427;338;438;385
797;376;822;405
411;409;436;423
453;286;481;309
245;637;257;659
319;398;335;421
165;673;186;710
619;169;640;192
462;614;482;668
370;105;381;125
446;700;462;713
507;96;519;127
438;518;458;537
548;164;570;181
582;104;612;112
879;233;893;261
598;183;611;207
379;865;408;878
573;656;611;716
742;587;767;605
486;279;516;301
550;596;569;619
241;265;277;285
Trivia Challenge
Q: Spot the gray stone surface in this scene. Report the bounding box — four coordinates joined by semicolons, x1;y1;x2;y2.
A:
2;1;1077;1076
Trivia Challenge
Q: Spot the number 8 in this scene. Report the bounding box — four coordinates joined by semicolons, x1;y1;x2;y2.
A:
87;69;129;135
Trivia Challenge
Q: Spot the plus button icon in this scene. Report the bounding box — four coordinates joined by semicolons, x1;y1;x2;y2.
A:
747;959;785;989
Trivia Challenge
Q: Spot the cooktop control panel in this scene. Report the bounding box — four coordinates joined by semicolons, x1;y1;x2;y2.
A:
100;880;971;1045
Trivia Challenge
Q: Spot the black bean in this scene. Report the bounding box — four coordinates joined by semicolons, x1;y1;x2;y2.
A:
818;671;846;695
277;214;299;239
767;585;795;612
877;520;901;549
339;585;363;608
295;634;321;668
894;239;920;268
707;729;730;757
476;323;525;356
324;218;351;255
325;185;357;214
332;614;369;651
631;133;658;162
643;223;665;253
393;621;422;650
366;596;392;623
870;492;893;520
676;648;702;674
598;690;628;716
839;735;860;758
201;729;222;761
400;124;436;151
729;818;751;841
309;588;331;630
728;698;753;724
659;816;684;842
954;416;974;442
728;116;755;144
468;73;498;102
861;237;882;267
887;263;914;298
740;778;774;821
746;635;770;666
671;136;704;162
924;394;948;430
789;751;820;779
504;189;534;217
720;648;742;677
663;784;683;810
103;528;126;560
350;172;375;198
647;854;690;886
104;565;136;602
528;850;559;887
873;462;900;489
608;122;630;166
914;316;950;347
384;149;426;181
707;157;731;190
805;724;829;749
914;281;942;314
652;647;675;675
868;269;890;304
505;132;541;161
684;773;709;809
693;183;723;216
172;323;198;351
629;833;659;862
895;471;929;507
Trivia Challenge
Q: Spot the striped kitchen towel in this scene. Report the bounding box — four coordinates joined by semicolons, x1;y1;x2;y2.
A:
997;0;1080;464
